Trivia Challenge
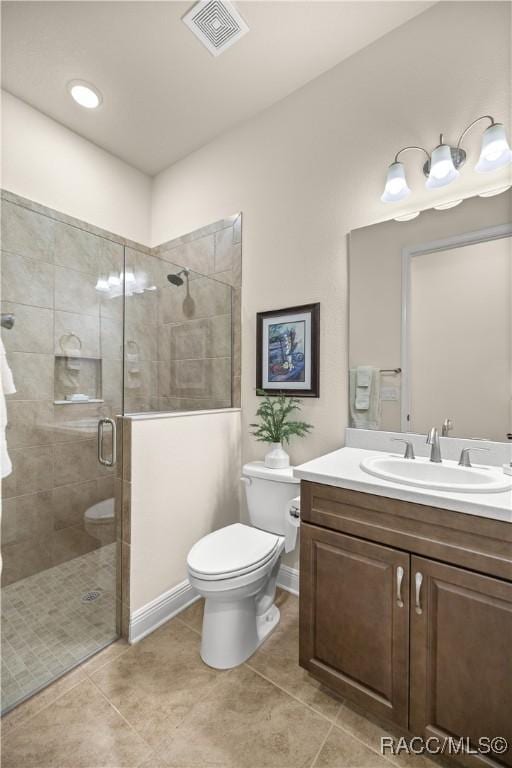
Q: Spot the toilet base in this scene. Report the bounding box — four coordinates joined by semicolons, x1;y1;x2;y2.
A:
200;598;281;670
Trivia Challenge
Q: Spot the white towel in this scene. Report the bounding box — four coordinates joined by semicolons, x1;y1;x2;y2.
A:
349;367;381;430
0;337;16;478
355;366;373;410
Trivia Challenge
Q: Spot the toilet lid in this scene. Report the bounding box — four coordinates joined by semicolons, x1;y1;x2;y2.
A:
84;498;115;523
187;523;280;578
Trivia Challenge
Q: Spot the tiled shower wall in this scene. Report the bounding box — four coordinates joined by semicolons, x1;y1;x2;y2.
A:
124;214;242;414
1;192;242;591
1;195;126;585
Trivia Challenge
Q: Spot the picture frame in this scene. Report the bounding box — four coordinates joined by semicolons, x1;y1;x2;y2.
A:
256;303;320;397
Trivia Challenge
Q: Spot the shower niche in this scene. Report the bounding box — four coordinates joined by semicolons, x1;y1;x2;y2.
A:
54;333;103;404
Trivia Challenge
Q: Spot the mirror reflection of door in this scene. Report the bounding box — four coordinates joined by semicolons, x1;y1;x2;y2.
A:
408;236;511;441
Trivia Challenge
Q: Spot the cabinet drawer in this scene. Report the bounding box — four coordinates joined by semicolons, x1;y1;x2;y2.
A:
300;481;512;581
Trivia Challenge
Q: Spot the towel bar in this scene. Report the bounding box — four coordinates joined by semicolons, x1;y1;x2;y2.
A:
380;367;401;374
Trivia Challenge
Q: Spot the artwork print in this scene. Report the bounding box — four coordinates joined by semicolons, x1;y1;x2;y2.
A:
256;303;319;397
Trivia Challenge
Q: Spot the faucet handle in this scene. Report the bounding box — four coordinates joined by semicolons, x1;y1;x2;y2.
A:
391;438;415;460
458;447;490;468
426;427;438;444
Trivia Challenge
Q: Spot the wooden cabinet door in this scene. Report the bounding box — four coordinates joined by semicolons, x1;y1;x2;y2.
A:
410;556;512;767
299;522;410;726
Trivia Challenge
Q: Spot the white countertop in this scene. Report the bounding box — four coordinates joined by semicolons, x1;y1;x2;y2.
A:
294;447;512;524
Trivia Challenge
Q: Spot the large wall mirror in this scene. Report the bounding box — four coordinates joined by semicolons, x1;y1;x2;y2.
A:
348;190;512;442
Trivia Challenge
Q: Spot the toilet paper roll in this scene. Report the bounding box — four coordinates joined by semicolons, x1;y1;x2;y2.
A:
284;496;301;553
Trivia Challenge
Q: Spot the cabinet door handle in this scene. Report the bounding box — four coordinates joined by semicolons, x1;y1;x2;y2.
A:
415;572;423;614
396;566;404;607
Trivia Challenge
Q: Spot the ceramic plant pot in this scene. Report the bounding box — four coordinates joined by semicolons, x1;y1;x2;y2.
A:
264;442;290;469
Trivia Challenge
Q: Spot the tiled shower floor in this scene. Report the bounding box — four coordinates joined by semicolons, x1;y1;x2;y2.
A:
1;543;117;713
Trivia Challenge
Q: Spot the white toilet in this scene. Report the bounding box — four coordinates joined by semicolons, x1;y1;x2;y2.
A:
84;497;115;546
187;461;300;669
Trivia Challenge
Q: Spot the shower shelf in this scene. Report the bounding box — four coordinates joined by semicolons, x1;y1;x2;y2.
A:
54;398;105;405
54;354;103;404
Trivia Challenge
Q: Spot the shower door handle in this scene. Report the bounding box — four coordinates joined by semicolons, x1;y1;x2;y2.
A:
98;418;117;467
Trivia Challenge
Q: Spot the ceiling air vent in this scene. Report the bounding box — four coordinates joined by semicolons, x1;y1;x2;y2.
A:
182;0;249;57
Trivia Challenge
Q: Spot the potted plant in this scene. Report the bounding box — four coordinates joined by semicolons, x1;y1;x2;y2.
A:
250;390;313;468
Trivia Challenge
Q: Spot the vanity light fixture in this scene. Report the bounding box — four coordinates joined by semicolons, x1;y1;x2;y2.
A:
479;184;512;198
68;80;102;109
381;115;512;203
434;199;463;210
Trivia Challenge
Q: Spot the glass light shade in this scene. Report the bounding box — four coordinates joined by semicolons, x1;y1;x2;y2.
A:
381;162;411;203
426;144;459;188
475;123;512;172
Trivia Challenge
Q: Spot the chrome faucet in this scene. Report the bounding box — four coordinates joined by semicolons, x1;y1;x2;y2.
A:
426;427;442;463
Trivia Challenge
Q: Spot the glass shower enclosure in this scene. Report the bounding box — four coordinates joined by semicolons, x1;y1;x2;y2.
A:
0;194;234;714
0;198;123;713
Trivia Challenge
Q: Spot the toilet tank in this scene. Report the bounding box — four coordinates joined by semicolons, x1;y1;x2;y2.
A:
242;462;300;535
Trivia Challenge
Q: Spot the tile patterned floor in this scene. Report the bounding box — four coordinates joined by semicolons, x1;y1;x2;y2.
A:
1;543;117;714
1;590;438;768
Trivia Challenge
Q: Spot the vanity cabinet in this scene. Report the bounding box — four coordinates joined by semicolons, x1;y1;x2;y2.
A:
299;481;512;767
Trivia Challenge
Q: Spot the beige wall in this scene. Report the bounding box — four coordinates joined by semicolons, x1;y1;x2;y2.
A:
150;2;511;568
151;1;511;463
129;410;241;612
1;92;151;245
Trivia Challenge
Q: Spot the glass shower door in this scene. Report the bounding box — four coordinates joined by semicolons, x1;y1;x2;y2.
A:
1;197;124;713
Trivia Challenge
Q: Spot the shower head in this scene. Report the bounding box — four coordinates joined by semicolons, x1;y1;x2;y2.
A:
167;268;189;287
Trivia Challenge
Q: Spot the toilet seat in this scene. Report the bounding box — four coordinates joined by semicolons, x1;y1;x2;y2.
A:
187;523;280;581
84;498;115;524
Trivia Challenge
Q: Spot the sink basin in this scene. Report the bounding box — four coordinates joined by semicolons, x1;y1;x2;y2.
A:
360;454;512;493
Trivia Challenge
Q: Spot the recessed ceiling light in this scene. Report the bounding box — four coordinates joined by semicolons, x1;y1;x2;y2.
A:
68;80;102;109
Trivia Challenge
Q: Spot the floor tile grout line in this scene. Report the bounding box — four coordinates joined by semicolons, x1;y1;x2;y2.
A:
329;718;402;766
245;661;400;764
331;711;411;767
86;673;156;754
175;616;202;635
243;663;339;725
310;722;334;767
1;673;87;736
82;644;131;679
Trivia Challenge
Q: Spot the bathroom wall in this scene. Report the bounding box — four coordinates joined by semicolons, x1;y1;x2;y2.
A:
127;409;241;613
151;1;511;459
1;92;151;245
1;194;125;584
150;1;511;569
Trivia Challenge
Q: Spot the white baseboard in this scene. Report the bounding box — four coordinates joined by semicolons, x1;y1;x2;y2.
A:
129;565;299;643
277;564;299;596
129;580;199;644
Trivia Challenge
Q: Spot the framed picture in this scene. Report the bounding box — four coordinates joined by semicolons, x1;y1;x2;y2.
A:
256;303;320;397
